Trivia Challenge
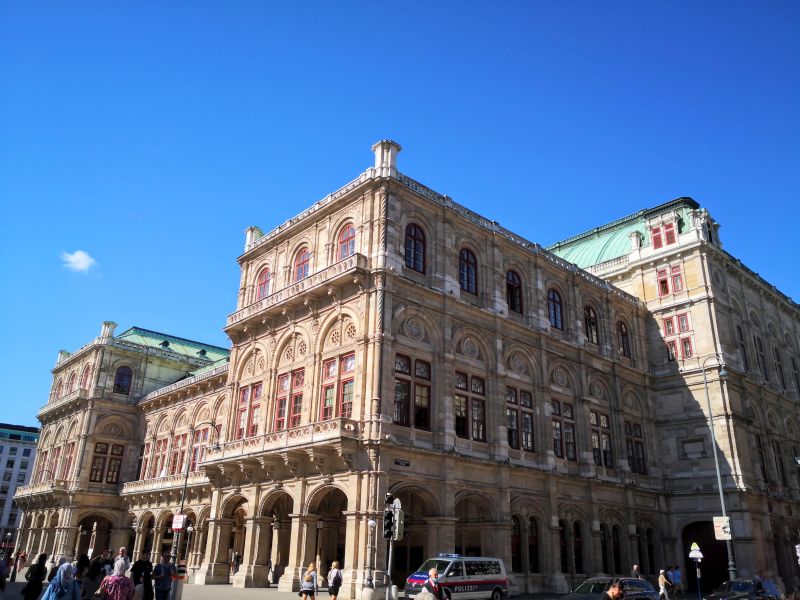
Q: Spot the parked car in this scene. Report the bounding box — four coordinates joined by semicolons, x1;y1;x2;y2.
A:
404;554;508;600
705;579;784;600
563;577;659;600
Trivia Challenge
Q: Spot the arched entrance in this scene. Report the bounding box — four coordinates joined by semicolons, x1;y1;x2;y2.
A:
261;491;294;585
391;488;437;586
682;521;728;593
308;487;347;578
76;515;111;558
455;495;493;557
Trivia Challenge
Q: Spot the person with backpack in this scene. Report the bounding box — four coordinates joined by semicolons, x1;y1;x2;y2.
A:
23;553;49;600
327;561;343;600
300;562;318;600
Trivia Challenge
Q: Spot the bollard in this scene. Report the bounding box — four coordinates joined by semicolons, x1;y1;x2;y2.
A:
169;561;188;600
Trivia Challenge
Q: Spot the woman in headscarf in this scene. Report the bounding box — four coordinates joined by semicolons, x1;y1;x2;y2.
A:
96;559;134;600
41;562;81;600
23;553;48;600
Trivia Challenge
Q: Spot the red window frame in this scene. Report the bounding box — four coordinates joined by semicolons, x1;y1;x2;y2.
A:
236;387;249;440
671;266;683;292
274;373;289;431
60;442;75;480
190;428;210;471
664;223;676;245
667;340;677;361
652;227;663;249
294;248;310;281
289;369;305;428
657;269;669;296
677;313;690;332
256;268;271;300
663;317;675;336
67;372;77;393
320;353;355;420
247;383;262;437
169;433;187;475
681;337;693;359
80;365;91;389
151;438;168;478
338;224;356;260
140;442;151;479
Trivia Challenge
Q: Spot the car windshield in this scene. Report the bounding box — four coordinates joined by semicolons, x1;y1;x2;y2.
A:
573;580;609;594
718;582;754;594
416;560;451;576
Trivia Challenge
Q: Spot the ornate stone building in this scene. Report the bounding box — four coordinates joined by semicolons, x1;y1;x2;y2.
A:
15;141;800;596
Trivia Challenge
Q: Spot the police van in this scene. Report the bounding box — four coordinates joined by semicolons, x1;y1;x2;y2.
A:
404;554;508;600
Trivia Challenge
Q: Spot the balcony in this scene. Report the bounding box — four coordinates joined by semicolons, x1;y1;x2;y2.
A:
121;471;210;496
38;388;90;420
226;254;369;329
14;478;73;499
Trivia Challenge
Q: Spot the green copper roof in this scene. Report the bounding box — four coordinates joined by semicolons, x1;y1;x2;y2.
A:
547;197;700;269
115;327;230;362
188;356;230;377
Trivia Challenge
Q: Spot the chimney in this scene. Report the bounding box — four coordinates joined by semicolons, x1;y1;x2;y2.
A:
100;321;117;340
371;140;402;178
245;226;264;251
56;350;71;365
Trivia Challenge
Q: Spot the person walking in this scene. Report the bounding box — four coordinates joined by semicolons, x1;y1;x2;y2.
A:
672;566;684;600
631;564;644;580
23;553;48;600
130;551;153;587
132;571;154;600
152;552;175;600
422;568;445;600
300;562;319;600
658;569;672;600
327;561;343;600
41;562;82;600
96;559;134;600
80;561;105;600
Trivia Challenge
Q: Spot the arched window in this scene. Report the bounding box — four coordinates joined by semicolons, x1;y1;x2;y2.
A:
404;223;426;273
256;268;271;300
511;516;522;572
584;306;599;344
618;321;631;358
113;366;132;395
294;247;310;282
67;372;77;393
338;224;356;260
600;525;610;574
459;248;478;294
573;521;584;574
612;525;623;575
54;379;63;399
506;270;523;313
548;289;564;330
559;519;569;573
80;366;92;389
528;517;540;572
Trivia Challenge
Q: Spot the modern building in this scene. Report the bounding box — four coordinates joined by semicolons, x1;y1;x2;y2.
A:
0;423;39;551
15;142;800;596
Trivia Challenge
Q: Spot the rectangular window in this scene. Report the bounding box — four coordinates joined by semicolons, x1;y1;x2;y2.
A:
681;338;693;359
671;266;683;292
23;448;31;457
756;434;768;482
236;386;249;439
394;379;410;426
471;399;486;442
394;356;431;430
521;412;534;451
625;420;647;474
190;428;209;472
652;227;663;249
16;473;24;483
455;395;469;438
289;393;303;428
105;458;122;484
340;380;354;419
773;441;787;487
773;347;786;389
736;326;749;372
59;443;74;480
507;386;534;452
667;340;677;362
320;353;355;421
657;269;669;296
321;385;335;421
520;391;533;408
89;456;106;482
507;408;519;449
170;434;187;475
590;411;613;467
664;317;675;336
247;383;262;437
754;336;768;380
552;401;576;461
414;384;431;430
664;223;676;245
677;313;690;332
5;460;13;469
274;398;287;431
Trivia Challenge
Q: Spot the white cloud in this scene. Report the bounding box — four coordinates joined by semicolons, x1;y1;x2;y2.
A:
61;250;97;272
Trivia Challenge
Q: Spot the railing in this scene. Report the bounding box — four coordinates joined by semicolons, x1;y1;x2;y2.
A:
587;255;630;275
14;479;70;497
38;389;89;417
205;417;359;461
141;364;230;403
226;254;369;327
121;471;210;495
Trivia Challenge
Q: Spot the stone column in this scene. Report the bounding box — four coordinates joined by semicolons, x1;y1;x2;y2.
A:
132;528;146;561
546;520;568;593
151;528;164;557
195;518;233;585
232;516;271;588
57;527;79;562
591;525;603;576
270;519;287;585
192;526;207;573
278;513;313;592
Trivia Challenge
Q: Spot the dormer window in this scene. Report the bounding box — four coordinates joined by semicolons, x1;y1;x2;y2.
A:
651;222;677;249
160;340;170;348
664;223;676;244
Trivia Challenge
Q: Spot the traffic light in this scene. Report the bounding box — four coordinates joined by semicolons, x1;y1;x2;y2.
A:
393;509;404;541
383;509;394;540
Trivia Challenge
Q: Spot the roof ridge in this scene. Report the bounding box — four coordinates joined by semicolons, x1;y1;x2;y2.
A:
117;326;230;352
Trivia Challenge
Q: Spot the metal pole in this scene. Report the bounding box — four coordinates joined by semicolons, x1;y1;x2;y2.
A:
172;429;194;566
694;559;701;600
701;357;737;580
385;538;394;600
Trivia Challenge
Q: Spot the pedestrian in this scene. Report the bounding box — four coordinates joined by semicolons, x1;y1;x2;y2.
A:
152;551;176;600
115;548;131;573
41;562;82;600
300;562;318;600
422;568;445;600
658;569;672;600
672;566;684;600
23;554;49;600
75;555;91;580
327;560;343;600
0;552;9;592
631;564;644;580
80;561;105;600
49;557;68;582
130;551;153;587
96;559;134;600
233;552;241;574
602;580;623;600
132;571;154;600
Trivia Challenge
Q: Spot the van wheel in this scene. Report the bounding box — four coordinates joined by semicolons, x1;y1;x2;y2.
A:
490;588;502;600
444;590;452;600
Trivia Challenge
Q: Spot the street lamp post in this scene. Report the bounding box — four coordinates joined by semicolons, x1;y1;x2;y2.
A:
171;422;220;566
366;518;376;588
701;354;737;581
185;525;194;567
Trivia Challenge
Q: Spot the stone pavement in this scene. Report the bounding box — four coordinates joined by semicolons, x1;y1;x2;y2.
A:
0;579;560;600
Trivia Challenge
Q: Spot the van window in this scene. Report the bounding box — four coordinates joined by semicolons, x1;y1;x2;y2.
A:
465;561;501;576
419;559;452;574
445;562;464;577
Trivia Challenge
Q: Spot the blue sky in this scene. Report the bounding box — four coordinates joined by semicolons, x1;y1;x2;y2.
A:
1;1;798;427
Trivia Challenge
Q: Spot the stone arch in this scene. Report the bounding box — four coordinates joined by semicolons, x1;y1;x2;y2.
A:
329;212;360;253
454;492;499;561
53;425;66;445
250;259;274;301
221;493;249;518
585;373;612;402
767;321;778;339
548;360;577;394
622;388;645;415
192;402;210;426
766;408;780;431
745;401;763;428
75;513;114;557
454;233;489;273
155;509;175;529
391;304;441;349
66;419;80;440
784;332;797;354
451;325;492;365
236;343;270;381
287;237;316;282
275;328;312;369
454;490;500;522
398;212;436;252
503;344;539;382
749;311;761;330
389;483;442;518
95;415;133;439
319;310;360;354
172;409;189;432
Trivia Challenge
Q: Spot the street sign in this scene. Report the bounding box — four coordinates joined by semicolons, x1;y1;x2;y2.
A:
172;515;186;530
713;517;731;541
689;542;703;561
